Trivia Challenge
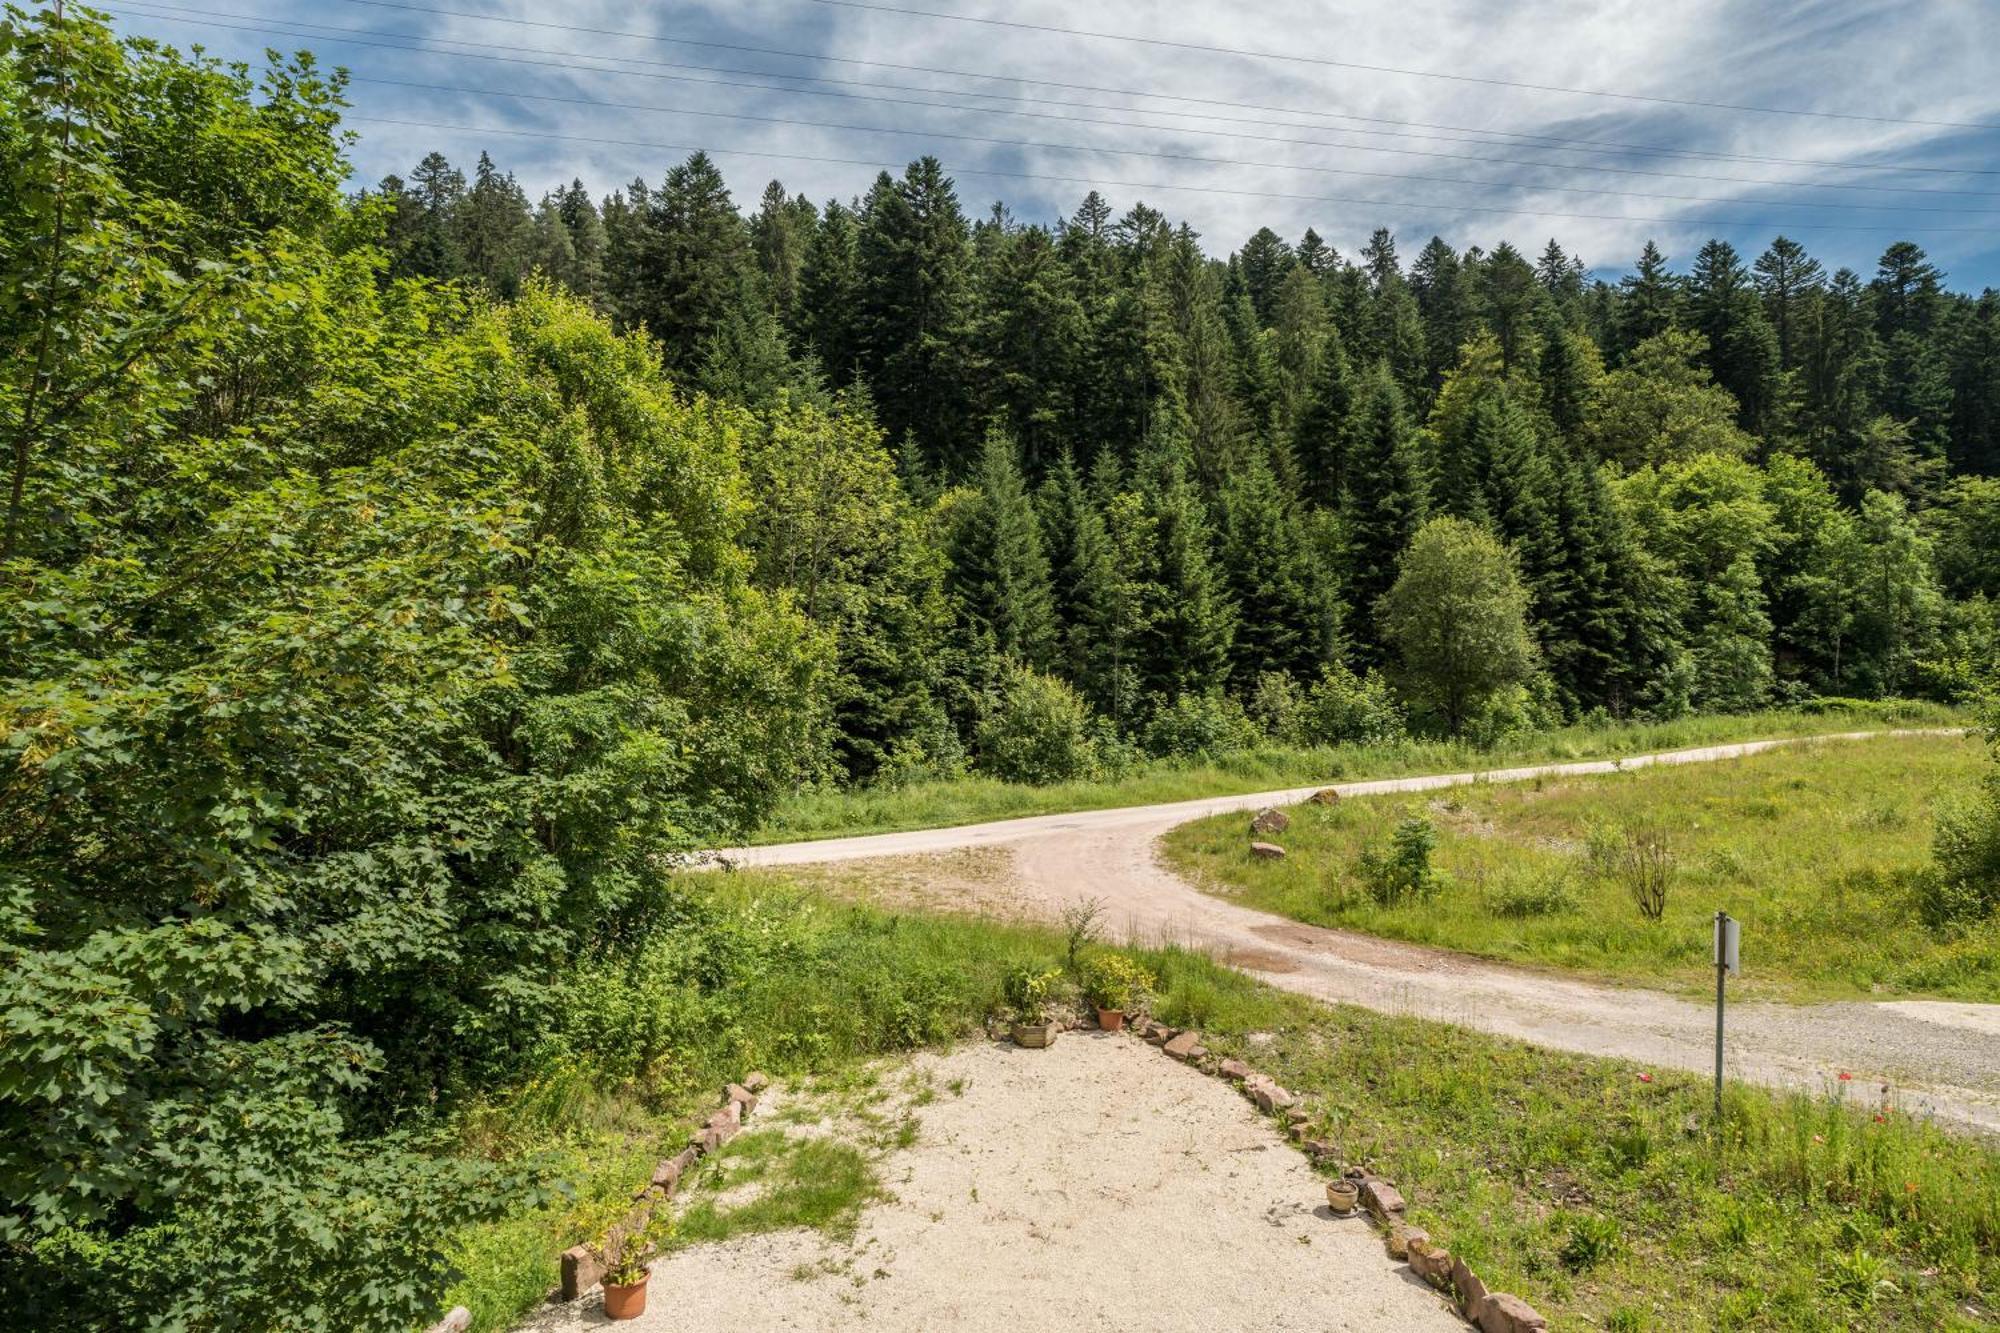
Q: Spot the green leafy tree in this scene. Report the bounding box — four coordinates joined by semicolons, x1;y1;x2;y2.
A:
1378;517;1537;735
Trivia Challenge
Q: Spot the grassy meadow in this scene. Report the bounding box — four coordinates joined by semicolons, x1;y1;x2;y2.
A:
755;701;1965;844
1163;731;2000;1003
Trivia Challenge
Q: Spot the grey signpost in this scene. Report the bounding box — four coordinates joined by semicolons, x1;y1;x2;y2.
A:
1713;910;1739;1123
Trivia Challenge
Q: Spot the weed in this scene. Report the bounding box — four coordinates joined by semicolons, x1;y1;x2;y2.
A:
1557;1212;1625;1272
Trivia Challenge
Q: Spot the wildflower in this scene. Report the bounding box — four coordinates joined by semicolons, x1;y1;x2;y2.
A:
1838;1071;1852;1082
1637;1072;1653;1083
1812;1134;1825;1144
1873;1114;1885;1123
1905;1181;1918;1194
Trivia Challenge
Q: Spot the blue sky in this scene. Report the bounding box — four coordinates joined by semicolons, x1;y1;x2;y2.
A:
104;0;2000;288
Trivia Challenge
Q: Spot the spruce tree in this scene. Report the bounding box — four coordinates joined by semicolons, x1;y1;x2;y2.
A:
857;158;976;474
1752;236;1825;370
1292;328;1356;509
635;151;751;376
1217;454;1338;689
1615;240;1680;357
1340;362;1429;657
948;430;1057;668
799;198;861;385
1136;426;1236;698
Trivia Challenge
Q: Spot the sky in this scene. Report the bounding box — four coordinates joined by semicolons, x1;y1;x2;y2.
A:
101;0;2000;288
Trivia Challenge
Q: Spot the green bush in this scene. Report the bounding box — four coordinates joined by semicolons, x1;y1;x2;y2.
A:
1357;815;1441;905
1290;664;1406;746
973;666;1101;785
1081;952;1155;1012
1143;690;1261;760
1925;792;2000;929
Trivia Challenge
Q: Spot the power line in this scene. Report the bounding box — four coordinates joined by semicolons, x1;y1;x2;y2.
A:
260;0;2000;178
329;71;1998;217
807;0;2000;133
333;112;2000;234
109;3;2000;205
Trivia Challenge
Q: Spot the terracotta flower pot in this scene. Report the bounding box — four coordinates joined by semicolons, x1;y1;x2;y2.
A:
1096;1007;1126;1032
1325;1180;1359;1216
1011;1020;1058;1048
603;1270;650;1321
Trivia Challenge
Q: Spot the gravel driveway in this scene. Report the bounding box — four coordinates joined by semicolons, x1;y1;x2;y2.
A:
722;731;2000;1133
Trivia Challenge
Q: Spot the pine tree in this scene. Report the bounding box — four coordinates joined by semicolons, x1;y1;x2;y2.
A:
554;180;608;301
1238;226;1293;325
1752;236;1825;370
1474;242;1542;371
1217;454;1338;689
1292;328;1356;509
978;224;1086;474
1340;363;1429;657
749;180;815;329
1136;426;1236;698
455;152;533;297
1042;453;1148;727
392;151;464;280
1614;240;1680;357
948;430;1057;669
1688;239;1780;435
634;151;751;375
1410;236;1472;396
857;158;976;474
799;198;861;384
1295;228;1332;278
1949;290;2000;475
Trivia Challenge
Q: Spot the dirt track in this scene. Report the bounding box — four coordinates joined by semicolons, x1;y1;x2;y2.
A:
720;731;2000;1132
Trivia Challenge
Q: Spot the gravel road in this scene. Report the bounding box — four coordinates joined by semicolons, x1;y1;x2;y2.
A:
720;731;2000;1132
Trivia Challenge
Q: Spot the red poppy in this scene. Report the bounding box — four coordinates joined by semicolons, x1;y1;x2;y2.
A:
1838;1071;1853;1082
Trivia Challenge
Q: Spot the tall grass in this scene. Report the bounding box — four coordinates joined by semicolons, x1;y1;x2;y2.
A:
1166;731;1999;1002
756;701;1966;843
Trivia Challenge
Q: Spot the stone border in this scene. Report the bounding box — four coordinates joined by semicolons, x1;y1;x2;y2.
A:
553;1071;771;1303
1124;1015;1547;1333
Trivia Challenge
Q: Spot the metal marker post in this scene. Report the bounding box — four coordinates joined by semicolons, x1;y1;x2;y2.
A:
1712;910;1739;1123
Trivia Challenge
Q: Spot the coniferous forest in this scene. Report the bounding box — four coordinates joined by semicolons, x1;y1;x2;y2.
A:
4;11;2000;1329
369;141;2000;777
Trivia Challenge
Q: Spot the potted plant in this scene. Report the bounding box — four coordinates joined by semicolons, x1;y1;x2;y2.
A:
1082;952;1154;1031
600;1233;657;1321
1003;964;1063;1048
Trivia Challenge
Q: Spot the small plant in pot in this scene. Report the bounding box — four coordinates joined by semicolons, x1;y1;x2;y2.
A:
599;1224;662;1321
1003;964;1064;1048
1082;952;1154;1032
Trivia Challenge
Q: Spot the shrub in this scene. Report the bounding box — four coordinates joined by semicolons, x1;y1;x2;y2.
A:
1000;965;1064;1023
1587;821;1675;921
1290;663;1406;746
1358;815;1440;905
1925;792;2000;929
1485;868;1580;919
1247;671;1304;738
973;666;1101;785
1082;952;1155;1012
1142;690;1261;760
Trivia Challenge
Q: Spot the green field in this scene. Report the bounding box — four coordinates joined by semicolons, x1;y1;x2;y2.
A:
1164;731;2000;1003
440;871;1998;1331
755;702;1966;844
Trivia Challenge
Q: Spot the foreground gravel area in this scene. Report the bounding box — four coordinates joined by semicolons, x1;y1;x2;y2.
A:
519;1034;1459;1331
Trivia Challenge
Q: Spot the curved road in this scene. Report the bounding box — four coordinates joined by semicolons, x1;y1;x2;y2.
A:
720;730;2000;1132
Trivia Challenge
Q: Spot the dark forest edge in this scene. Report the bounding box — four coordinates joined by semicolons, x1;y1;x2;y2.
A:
2;11;1998;1329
